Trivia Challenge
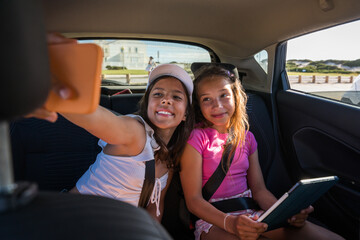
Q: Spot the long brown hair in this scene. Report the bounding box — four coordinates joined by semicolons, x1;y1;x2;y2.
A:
137;76;194;170
193;65;249;167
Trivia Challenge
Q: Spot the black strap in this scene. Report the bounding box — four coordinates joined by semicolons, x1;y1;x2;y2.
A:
211;197;260;213
189;144;258;225
202;145;234;201
201;146;261;215
138;159;155;208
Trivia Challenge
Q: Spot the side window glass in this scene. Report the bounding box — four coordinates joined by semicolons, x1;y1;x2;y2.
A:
286;20;360;107
254;50;268;73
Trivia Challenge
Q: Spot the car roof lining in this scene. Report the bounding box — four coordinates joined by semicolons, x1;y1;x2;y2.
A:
43;0;360;59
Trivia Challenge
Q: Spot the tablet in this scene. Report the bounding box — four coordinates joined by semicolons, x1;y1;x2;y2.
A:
257;176;339;231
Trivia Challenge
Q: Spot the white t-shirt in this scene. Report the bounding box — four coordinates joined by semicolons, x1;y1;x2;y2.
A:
76;115;168;213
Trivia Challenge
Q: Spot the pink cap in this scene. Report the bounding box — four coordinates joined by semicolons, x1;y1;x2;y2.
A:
148;64;193;103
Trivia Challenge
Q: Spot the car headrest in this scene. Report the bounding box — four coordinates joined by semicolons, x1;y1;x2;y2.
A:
0;0;51;121
191;62;240;80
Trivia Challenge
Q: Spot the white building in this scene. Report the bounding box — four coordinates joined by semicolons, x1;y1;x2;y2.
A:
94;40;147;70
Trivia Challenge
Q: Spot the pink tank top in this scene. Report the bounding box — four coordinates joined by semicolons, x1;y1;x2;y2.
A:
187;127;257;199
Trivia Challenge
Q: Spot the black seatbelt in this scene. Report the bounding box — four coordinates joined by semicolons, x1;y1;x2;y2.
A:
187;145;235;223
202;145;233;201
138;159;155;208
211;197;259;212
201;144;259;210
182;143;259;228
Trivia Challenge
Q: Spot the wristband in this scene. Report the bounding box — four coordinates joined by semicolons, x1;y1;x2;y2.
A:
224;214;230;231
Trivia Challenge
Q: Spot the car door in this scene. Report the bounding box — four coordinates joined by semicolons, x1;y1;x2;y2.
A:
273;21;360;240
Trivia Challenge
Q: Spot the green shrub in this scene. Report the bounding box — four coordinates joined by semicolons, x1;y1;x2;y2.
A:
105;65;128;70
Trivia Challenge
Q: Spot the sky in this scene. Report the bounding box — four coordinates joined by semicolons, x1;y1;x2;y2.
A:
286;20;360;61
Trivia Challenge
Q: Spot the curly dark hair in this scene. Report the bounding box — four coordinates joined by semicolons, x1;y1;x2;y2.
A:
136;76;194;170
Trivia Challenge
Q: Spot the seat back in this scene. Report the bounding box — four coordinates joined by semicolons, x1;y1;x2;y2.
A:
10;93;143;191
10;115;101;191
111;93;143;114
0;0;50;121
247;92;276;180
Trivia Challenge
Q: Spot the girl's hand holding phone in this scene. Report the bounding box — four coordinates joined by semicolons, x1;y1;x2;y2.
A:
25;85;72;122
45;34;103;114
25;33;84;122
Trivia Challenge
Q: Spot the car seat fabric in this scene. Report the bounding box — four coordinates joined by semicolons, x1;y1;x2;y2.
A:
111;94;143;115
246;92;276;181
161;171;194;240
10;115;101;191
0;192;172;240
0;0;50;121
190;62;240;80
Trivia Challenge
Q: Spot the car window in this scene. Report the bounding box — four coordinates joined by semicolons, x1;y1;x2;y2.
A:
286;20;360;107
254;50;268;74
79;39;211;91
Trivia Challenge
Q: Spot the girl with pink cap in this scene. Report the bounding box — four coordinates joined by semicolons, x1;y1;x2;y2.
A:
30;55;194;221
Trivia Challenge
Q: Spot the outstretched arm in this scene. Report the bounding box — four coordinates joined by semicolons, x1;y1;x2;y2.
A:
26;33;146;154
28;93;146;155
25;33;76;123
61;106;145;147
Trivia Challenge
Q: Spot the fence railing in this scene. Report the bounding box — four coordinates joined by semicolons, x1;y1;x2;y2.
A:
102;72;195;84
102;74;148;84
288;75;355;84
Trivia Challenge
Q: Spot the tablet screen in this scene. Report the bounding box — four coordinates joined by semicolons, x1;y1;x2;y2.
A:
257;176;338;231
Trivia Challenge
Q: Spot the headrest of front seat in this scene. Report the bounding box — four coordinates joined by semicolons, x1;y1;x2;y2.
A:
191;62;240;80
0;0;50;121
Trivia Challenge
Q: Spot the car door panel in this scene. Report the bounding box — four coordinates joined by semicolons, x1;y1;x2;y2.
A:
276;90;360;240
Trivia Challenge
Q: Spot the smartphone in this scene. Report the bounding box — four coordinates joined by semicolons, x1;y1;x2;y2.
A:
44;42;103;114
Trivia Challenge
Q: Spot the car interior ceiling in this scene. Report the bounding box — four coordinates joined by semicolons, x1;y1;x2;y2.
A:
42;0;360;58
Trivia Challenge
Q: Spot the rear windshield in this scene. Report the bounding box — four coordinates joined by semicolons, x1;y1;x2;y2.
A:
79;39;212;92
